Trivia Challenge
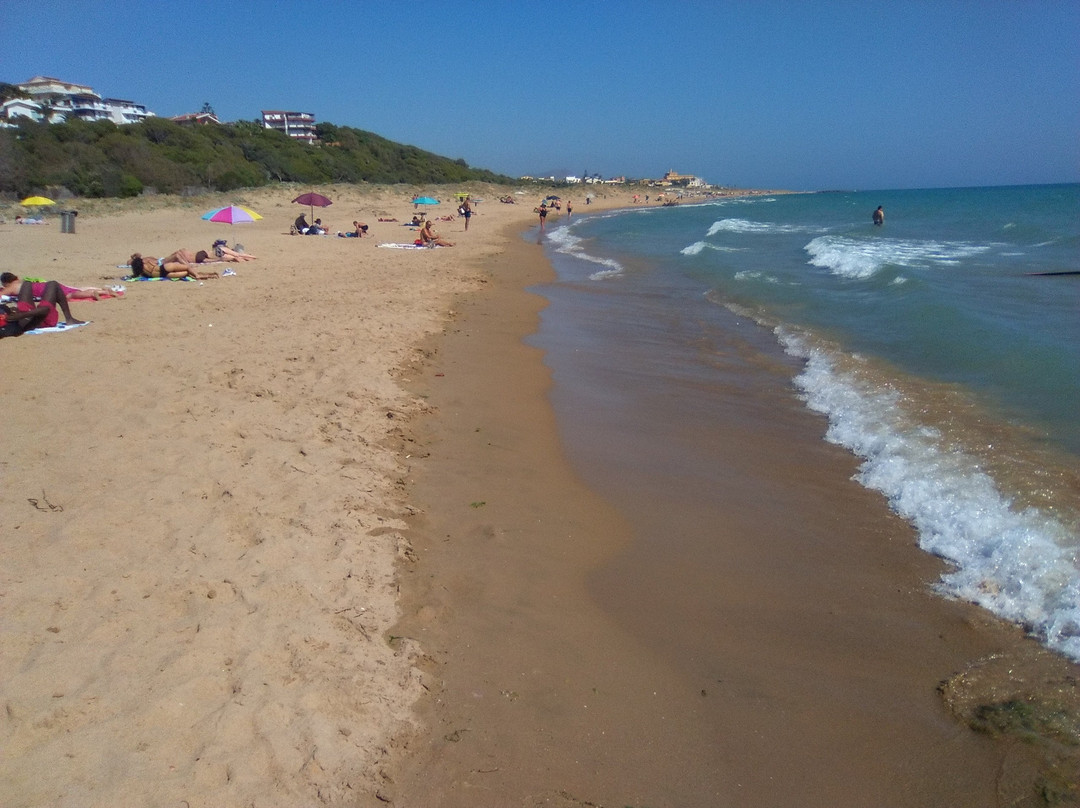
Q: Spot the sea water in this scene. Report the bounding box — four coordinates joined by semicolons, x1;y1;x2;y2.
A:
537;185;1080;662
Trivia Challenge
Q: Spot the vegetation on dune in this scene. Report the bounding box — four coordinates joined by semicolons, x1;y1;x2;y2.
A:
0;117;513;199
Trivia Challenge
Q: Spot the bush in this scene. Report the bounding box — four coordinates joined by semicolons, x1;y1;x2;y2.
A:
0;117;514;198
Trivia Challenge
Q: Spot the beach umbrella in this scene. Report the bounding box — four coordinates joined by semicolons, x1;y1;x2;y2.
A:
412;196;439;206
202;205;262;224
545;195;561;201
21;195;56;207
291;192;333;221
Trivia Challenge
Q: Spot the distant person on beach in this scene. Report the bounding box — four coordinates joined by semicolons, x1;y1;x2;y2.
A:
129;253;220;280
538;203;548;231
567;200;573;220
419;221;454;247
209;240;258;261
0;278;85;328
294;214;309;234
1;272;121;301
873;206;885;226
460;196;472;231
339;221;370;238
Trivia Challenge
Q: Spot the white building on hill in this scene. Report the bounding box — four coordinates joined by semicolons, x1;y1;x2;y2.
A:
1;76;154;126
261;110;317;144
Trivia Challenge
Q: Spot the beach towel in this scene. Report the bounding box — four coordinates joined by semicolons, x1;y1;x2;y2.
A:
377;243;436;250
24;321;91;335
120;274;196;282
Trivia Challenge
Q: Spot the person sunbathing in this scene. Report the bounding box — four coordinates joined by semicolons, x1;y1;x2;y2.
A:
419;221;454;247
209;240;257;261
129;253;219;280
339;221;370;238
1;272;122;301
1;278;85;327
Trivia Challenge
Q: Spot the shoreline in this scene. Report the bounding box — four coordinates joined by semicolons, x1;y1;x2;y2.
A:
389;214;1077;805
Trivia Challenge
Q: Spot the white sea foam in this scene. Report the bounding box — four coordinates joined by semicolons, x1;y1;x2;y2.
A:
546;225;625;280
779;328;1080;661
805;236;992;280
681;241;746;256
733;270;784;284
707;218;820;236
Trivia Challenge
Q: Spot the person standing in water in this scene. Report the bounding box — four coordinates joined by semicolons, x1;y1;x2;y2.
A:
873;206;885;226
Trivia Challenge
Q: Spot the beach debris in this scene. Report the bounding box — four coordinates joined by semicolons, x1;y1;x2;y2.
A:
28;490;63;512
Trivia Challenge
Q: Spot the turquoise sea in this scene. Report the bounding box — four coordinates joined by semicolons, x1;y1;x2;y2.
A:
536;184;1080;662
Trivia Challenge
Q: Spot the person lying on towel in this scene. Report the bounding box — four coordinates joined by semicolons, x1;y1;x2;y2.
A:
0;279;85;332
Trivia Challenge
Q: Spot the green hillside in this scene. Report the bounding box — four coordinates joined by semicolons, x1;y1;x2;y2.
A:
0;117;513;198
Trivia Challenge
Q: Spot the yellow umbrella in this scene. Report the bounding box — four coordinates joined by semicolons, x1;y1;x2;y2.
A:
21;196;56;207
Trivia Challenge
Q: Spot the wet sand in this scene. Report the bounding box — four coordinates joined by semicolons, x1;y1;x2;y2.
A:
391;221;1066;806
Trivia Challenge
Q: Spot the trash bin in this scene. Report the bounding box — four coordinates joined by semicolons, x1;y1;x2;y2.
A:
59;210;77;234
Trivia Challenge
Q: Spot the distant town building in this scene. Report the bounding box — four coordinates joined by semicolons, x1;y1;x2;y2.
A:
261;110;317;144
1;76;153;125
661;170;706;188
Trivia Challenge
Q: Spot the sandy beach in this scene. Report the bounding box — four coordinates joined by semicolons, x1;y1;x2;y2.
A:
0;185;618;807
2;185;1075;807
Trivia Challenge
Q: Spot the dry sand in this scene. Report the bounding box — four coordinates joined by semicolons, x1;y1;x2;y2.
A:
0;184;613;807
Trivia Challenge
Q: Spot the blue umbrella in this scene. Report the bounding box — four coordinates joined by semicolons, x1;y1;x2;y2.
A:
413;196;439;206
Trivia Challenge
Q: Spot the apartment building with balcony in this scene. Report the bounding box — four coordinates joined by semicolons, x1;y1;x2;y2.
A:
2;76;153;125
261;110;317;144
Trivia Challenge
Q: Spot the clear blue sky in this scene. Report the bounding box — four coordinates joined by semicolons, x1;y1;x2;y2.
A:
2;0;1077;190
